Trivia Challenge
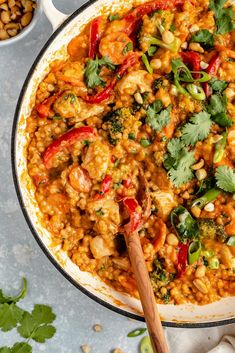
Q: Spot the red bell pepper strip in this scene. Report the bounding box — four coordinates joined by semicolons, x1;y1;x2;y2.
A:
84;53;139;104
124;0;184;28
123;197;142;235
177;243;188;277
181;51;201;79
203;53;221;97
36;93;60;119
43;126;95;169
89;17;102;59
94;175;112;200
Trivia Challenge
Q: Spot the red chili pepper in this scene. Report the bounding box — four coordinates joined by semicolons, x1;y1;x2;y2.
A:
181;51;201;79
88;17;102;59
177;243;188;277
203;53;221;97
43;126;95;169
124;0;184;29
123;197;142;235
94;175;112;199
36;93;60;118
84;53;138;104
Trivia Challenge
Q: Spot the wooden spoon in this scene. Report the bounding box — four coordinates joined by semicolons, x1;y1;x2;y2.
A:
123;168;169;353
124;231;169;353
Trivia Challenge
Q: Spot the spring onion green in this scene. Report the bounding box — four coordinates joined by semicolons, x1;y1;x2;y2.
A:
188;241;202;265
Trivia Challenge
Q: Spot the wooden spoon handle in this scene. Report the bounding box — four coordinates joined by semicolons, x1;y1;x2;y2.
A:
125;231;170;353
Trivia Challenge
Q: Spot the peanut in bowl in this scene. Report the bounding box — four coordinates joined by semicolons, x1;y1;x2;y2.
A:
0;0;39;46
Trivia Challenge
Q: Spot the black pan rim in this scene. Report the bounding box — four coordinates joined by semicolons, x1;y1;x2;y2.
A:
11;0;235;329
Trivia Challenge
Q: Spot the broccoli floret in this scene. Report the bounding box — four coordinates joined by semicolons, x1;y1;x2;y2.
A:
150;257;175;300
198;219;227;243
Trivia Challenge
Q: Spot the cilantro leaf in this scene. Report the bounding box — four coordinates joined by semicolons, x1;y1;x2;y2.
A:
206;94;226;115
209;0;235;34
17;305;56;343
84;56;115;89
167;138;184;158
11;343;32;353
191;29;214;48
181;111;212;146
0;304;23;332
164;138;196;187
123;42;133;55
17;312;37;339
206;94;233;126
0;278;27;305
0;348;11;353
146;101;171;131
32;325;56;343
31;304;56;325
209;78;228;93
109;13;120;21
168;151;195;187
215;166;235;193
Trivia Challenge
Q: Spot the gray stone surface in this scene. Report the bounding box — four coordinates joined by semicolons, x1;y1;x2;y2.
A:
0;1;234;352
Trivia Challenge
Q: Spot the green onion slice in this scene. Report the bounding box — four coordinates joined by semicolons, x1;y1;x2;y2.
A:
142;54;153;74
188;241;202;265
208;257;220;269
186;84;206;100
191;189;221;209
127;328;147;337
227;236;235;247
140;336;154;353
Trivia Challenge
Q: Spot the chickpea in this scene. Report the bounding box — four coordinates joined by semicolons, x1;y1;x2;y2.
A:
195;265;206;279
166;233;179;246
162;30;175;44
150;58;162;70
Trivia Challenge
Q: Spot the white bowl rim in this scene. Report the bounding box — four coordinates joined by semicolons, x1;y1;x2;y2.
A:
11;0;235;328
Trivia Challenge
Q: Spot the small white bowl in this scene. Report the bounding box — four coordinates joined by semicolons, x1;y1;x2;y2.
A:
0;0;41;47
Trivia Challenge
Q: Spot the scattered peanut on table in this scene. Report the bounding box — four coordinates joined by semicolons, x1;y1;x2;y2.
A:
0;0;36;40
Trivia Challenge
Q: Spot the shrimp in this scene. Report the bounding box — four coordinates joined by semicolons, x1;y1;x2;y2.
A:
99;32;133;65
82;141;111;181
68;166;92;193
67;33;89;61
117;70;153;96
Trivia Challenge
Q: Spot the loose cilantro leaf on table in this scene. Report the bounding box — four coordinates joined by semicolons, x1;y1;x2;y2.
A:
215;166;235;193
0;278;27;304
11;343;32;353
18;307;56;343
0;303;23;332
209;0;235;34
0;279;57;353
146;100;171;131
84;56;115;89
191;29;214;48
181;111;212;146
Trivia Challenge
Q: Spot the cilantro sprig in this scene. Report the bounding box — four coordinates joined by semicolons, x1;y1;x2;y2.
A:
209;0;235;34
164;138;196;187
215;166;235;193
0;279;56;353
146;100;171;131
84;56;115;89
181;111;212;146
